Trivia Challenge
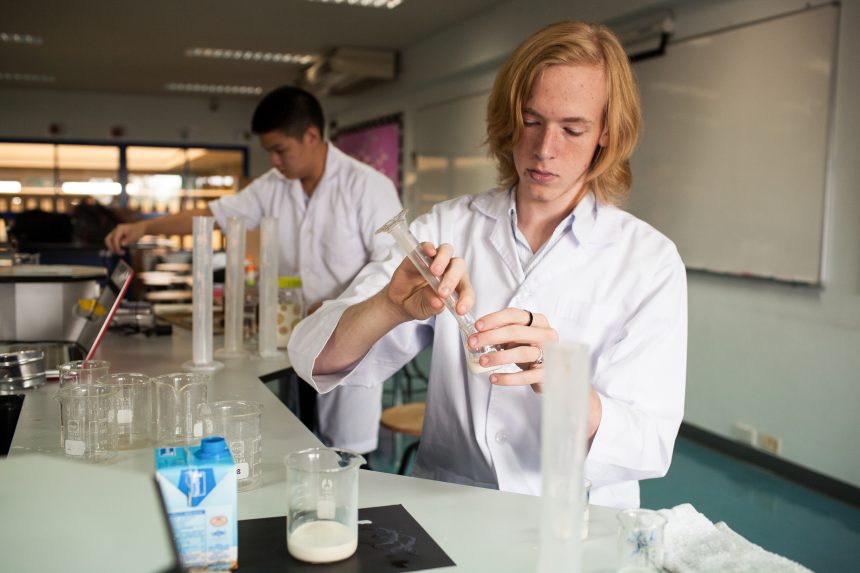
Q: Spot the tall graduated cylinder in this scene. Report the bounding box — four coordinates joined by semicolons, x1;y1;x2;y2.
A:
185;216;223;371
537;342;591;572
217;216;248;358
284;448;366;563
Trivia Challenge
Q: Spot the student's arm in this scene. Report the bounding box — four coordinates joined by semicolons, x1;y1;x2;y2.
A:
313;243;474;375
104;207;212;255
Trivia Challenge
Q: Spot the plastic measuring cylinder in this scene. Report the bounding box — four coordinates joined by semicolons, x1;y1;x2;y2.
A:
376;209;501;373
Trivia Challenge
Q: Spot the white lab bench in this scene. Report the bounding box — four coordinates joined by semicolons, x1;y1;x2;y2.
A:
5;328;620;572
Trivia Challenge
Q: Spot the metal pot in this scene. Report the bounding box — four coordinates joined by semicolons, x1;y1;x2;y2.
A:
0;349;46;393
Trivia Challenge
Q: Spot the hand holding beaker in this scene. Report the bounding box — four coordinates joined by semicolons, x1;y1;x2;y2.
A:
467;307;559;390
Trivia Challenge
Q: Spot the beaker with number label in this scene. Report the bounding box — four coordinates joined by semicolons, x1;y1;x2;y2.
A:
284;448;365;564
201;400;263;491
56;383;119;462
100;372;152;449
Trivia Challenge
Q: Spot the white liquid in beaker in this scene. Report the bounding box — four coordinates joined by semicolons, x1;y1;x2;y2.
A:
466;353;496;374
288;520;357;563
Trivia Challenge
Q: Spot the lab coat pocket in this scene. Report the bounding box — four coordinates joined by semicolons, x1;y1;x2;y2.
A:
321;229;363;278
550;299;625;356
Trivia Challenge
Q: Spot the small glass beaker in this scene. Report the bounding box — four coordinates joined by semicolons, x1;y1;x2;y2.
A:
56;383;119;462
284;448;366;564
201;400;264;491
58;360;111;388
100;372;152;449
153;372;209;446
617;508;667;572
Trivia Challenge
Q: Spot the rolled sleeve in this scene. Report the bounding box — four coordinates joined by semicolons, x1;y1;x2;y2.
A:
288;249;433;395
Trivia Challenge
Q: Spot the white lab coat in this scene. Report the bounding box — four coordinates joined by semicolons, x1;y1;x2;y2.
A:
289;188;687;508
210;144;402;452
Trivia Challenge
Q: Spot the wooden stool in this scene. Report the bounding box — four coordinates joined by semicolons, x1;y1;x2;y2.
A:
379;402;425;475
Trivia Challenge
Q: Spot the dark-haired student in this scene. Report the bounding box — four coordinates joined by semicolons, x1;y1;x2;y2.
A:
105;86;402;456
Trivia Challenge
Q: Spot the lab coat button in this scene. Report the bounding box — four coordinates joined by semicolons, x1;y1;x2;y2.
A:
494;430;508;444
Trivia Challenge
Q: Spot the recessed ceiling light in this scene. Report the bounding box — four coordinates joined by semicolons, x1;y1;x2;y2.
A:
185;47;316;65
306;0;403;9
165;83;263;96
0;32;43;45
0;72;55;83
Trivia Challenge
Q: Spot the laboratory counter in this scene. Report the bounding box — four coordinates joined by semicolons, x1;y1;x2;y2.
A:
6;328;620;572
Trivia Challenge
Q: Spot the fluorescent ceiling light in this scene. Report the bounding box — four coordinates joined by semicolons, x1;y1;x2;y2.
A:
306;0;403;8
165;83;262;96
185;47;315;65
62;181;122;196
0;72;55;83
0;181;22;193
0;33;43;45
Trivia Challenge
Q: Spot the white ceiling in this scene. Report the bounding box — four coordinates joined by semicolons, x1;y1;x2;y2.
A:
1;0;507;98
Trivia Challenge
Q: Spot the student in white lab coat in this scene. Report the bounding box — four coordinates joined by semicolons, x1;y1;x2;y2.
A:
289;21;687;508
105;86;402;455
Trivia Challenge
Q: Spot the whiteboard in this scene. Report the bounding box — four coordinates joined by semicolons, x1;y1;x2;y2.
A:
625;5;837;284
412;91;496;216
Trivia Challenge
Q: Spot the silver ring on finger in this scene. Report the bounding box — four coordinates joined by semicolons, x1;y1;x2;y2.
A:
534;346;544;366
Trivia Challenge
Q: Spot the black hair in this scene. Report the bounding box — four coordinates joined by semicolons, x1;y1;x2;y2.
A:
250;86;325;138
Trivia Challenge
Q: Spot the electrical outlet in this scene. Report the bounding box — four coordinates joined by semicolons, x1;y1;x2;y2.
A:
759;433;782;455
732;422;757;446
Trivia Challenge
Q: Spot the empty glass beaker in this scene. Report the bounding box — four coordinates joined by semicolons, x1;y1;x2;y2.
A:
58;360;110;388
56;383;119;462
154;372;209;446
284;448;366;564
201;400;263;491
617;508;667;572
100;372;152;449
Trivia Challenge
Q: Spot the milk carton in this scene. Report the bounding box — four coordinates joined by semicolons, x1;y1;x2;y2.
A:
155;437;238;570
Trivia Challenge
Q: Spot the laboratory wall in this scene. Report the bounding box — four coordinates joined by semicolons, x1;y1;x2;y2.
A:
327;0;860;489
0;0;856;490
0;88;265;175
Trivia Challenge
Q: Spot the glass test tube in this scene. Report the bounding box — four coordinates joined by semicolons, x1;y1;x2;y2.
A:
537;342;591;572
216;216;248;358
183;216;223;372
258;217;282;357
375;209;501;373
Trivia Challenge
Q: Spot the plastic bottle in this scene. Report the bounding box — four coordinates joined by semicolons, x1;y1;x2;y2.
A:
276;277;304;348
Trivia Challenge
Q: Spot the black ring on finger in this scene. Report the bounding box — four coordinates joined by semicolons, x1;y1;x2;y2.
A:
525;309;534;327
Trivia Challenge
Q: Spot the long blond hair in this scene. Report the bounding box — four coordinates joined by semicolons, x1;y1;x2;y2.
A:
486;21;642;205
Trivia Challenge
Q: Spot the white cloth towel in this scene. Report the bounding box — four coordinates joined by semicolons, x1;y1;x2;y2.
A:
658;503;812;573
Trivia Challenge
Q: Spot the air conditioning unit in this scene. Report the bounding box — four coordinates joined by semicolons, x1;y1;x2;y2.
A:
608;10;674;61
299;47;397;96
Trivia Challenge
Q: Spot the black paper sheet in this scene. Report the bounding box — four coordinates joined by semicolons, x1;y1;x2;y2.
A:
236;504;455;572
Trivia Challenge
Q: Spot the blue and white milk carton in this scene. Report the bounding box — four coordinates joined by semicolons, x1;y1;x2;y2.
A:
155;437;238;570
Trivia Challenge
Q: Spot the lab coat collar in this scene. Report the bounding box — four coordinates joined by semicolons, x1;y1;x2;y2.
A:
269;141;342;189
471;186;618;247
471;188;524;281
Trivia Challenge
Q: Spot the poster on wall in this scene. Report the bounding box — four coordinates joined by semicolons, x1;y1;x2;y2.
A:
332;114;402;196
